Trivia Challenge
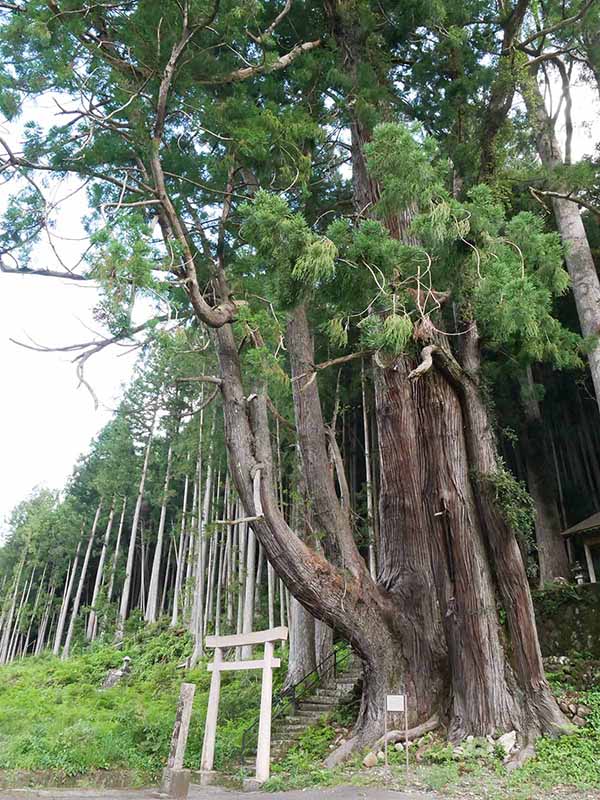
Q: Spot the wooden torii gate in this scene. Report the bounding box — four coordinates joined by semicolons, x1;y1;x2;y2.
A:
200;625;288;787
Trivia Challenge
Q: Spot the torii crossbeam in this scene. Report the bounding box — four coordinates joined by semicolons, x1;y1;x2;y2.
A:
200;625;288;787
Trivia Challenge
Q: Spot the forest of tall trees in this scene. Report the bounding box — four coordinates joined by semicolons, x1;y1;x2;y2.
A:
1;0;600;765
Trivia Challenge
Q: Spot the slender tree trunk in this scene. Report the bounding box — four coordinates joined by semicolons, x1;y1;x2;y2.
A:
171;463;190;627
240;525;257;660
267;562;275;630
146;441;174;623
87;498;116;640
189;412;216;666
106;497;127;605
285;595;317;688
35;583;55;656
8;568;34;664
63;502;103;659
524;69;600;410
139;523;147;615
53;534;83;656
315;620;334;678
160;532;174;617
0;566;20;662
235;513;247;660
361;359;377;578
520;369;570;585
24;566;46;657
117;412;156;640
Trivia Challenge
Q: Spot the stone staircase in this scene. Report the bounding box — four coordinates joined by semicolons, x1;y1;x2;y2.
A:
241;658;362;768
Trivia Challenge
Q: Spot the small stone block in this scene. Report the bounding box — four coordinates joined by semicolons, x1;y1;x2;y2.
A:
161;767;191;799
243;777;265;792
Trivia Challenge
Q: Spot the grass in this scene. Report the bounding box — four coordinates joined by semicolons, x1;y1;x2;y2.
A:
0;621;275;784
2;626;600;798
263;686;600;798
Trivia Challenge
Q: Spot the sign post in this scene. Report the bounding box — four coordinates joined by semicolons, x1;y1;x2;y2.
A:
385;693;409;775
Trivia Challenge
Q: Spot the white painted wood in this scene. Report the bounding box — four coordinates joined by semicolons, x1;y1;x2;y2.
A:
255;640;275;783
207;657;281;672
200;646;223;772
205;625;288;649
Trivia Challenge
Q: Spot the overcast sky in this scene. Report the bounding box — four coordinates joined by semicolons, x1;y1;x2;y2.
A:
0;74;598;539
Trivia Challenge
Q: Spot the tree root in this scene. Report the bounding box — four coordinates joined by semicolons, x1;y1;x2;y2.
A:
323;714;440;768
374;714;440;749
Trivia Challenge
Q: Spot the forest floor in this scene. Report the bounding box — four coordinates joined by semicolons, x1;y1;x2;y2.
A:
1;626;600;800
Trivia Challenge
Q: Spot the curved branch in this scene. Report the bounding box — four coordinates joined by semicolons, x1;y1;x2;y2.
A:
518;0;596;50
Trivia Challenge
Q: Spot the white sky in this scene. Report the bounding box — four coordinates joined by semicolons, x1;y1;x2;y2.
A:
0;70;598;539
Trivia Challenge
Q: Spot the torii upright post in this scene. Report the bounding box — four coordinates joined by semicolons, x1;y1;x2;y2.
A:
200;626;288;788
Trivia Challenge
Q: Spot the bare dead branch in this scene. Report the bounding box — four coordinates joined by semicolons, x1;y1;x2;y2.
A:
529;186;600;219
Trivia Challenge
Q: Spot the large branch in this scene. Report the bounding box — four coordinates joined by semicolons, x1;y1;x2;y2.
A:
530;186;600;219
287;305;366;577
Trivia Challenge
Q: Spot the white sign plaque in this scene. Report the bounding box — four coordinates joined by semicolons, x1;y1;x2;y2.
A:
386;694;406;712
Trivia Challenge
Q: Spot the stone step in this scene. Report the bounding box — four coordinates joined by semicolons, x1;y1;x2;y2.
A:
295;709;327;719
297;701;336;712
299;696;337;706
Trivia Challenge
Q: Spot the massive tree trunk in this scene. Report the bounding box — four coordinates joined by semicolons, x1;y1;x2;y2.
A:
524;68;600;410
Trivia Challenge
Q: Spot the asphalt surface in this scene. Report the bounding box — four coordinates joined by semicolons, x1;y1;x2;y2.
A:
0;785;440;800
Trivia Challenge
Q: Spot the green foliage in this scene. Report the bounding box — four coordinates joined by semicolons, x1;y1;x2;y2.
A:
267;717;339;791
365;122;441;213
511;691;600;791
357;312;414;356
480;463;536;548
0;625;265;781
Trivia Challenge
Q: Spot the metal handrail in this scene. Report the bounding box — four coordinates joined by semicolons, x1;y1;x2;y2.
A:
239;642;352;771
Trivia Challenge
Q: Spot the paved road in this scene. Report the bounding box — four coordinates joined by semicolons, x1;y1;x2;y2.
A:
0;786;439;800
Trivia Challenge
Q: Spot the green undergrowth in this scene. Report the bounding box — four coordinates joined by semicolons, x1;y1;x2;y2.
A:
0;622;283;783
265;687;600;798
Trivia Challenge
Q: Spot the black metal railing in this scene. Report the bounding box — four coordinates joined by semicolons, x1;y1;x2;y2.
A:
239;643;352;771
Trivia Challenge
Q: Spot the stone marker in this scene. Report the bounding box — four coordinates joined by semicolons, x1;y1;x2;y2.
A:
101;656;131;689
161;682;196;799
